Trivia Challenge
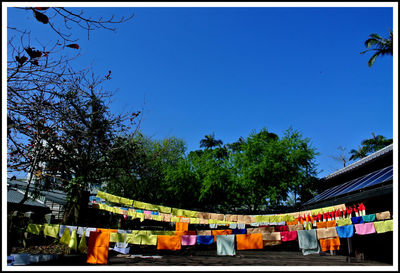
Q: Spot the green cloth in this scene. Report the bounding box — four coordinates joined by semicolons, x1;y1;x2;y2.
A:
362;214;376;223
374;220;393;234
44;224;60;238
26;224;43;235
110;232;128;243
152;231;175;235
336;218;352;226
183;209;198;218
152;215;163;221
171;216;180;222
78;231;87;253
158;205;172;214
216;235;236;256
126;234;142;244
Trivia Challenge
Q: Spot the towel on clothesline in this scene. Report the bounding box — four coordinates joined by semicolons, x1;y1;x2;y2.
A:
297;229;320;255
336;225;354;238
196;235;215;245
361;214;376;223
236;234;263;250
280;231;297;242
181;235;197;246
216;235;236;256
354;222;376;235
373;220;393;234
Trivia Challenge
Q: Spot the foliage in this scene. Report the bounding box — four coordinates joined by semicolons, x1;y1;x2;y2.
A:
349;133;393;161
199;133;223;149
361;30;393;67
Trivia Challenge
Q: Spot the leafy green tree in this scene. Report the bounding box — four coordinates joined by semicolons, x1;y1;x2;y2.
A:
349;133;392;161
199;133;223;149
361;30;393;67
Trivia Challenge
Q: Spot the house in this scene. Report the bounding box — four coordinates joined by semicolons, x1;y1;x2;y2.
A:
302;144;393;264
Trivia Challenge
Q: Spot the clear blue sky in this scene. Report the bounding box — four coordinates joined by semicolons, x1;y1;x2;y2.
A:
7;6;394;178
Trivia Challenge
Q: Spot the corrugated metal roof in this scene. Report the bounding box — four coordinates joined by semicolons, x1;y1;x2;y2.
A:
7;188;48;208
324;144;393;180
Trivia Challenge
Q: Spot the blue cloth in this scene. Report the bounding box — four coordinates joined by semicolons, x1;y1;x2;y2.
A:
362;214;375;223
351;216;363;224
233;229;246;234
196;235;215;245
121;207;128;210
151;211;159;215
336;225;354;238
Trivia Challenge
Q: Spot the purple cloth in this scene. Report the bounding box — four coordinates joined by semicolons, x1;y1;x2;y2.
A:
181;235;197;246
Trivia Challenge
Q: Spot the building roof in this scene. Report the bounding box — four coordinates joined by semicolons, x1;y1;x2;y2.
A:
7;188;48;208
324;144;393;180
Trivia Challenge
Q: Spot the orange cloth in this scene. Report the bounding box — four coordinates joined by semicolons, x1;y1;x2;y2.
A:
97;228;117;233
211;229;233;241
316;220;336;229
236;234;263;250
286;220;299;226
86;231;110;264
319;235;341;252
175;222;189;232
157;235;181;250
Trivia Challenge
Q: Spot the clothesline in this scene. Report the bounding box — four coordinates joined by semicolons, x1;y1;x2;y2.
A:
95;190;349;224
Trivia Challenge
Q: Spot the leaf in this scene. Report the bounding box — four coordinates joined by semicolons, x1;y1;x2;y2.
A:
66;44;79;49
33;9;49;24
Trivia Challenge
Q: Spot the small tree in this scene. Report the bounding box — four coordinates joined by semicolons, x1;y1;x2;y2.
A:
361;30;393;67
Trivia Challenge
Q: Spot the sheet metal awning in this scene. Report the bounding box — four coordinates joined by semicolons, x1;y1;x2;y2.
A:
304;165;393;206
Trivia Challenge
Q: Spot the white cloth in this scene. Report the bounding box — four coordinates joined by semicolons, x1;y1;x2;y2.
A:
237;223;245;229
209;224;218;229
229;223;237;229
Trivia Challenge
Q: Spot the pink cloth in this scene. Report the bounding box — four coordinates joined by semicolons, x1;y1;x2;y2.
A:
354;223;376;235
144;210;152;215
280;231;297;242
181;235;197;246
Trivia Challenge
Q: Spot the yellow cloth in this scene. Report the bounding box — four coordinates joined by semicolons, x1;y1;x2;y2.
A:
126;234;142;245
133;200;147;209
172;208;185;216
26;224;43;235
96;191;107;199
171;216;180;222
183;210;198;218
136;213;145;222
120;197;133;207
44;224;60;238
59;227;71;245
78;231;87;253
105;205;113;212
189;218;200;224
128;210;137;217
152;215;163;221
145;203;157;211
158;205;172;214
108;194;121;204
199;219;209;224
112;207;121;214
336;218;352;226
304;221;313;230
68;229;78;251
110;232;128;243
98;204;107;210
374;220;393;233
321;206;335;213
140;234;158;245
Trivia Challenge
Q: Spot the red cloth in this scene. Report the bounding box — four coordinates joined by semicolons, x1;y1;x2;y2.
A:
274;225;289;232
86;231;110;264
280;231;297;242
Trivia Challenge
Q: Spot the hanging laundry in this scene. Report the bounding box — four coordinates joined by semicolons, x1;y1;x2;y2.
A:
181;235;197;246
375;211;391;221
233;229;247;234
68;229;78;252
189;218;200;224
354;223;376;235
78;231;88;253
336;218;352;227
175;222;189;232
373;220;393;234
209;223;218;229
336;225;354;238
211;229;233;241
274;225;289;232
196;235;215;245
197;230;212;235
316;220;336;229
26;224;43;235
236;234;263;250
351;216;363;225
288;224;304;231
59;227;71;246
157;235;181;250
216;235;236;256
43;224;60;238
319;235;340;252
262;232;281;246
316;227;337;240
361;214;376;223
280;231;297;242
140;234;158;245
229;223;238;229
297;230;320;255
237;223;246;229
86;231;111;265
